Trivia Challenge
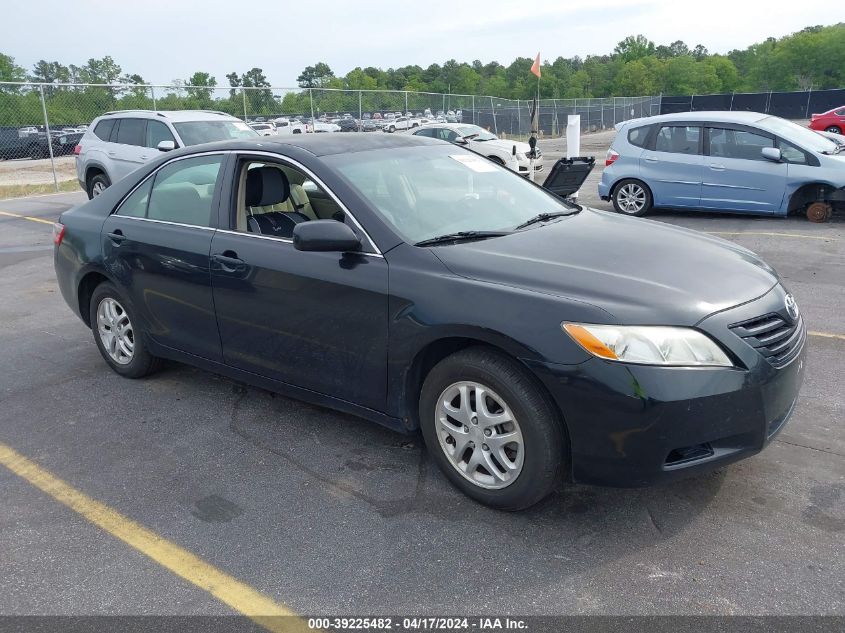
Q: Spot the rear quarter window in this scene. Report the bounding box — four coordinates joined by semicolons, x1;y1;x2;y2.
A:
93;119;115;141
627;125;651;148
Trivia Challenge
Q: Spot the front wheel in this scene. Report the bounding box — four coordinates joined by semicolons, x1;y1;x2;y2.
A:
388;126;396;133
612;179;652;216
420;347;566;510
89;282;161;378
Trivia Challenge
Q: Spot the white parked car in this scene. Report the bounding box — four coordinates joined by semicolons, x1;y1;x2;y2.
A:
411;123;544;176
383;116;421;133
313;121;340;133
249;123;275;136
273;118;308;135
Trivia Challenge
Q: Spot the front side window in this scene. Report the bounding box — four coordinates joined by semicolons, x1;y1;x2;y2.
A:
115;118;145;146
779;139;809;165
708;128;773;161
655;126;700;154
172;120;258;146
328;145;574;245
145;155;223;227
436;128;460;142
232;160;345;239
145;120;175;149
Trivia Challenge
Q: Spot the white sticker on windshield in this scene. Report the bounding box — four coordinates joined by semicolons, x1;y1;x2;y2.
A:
233;122;251;131
449;154;498;172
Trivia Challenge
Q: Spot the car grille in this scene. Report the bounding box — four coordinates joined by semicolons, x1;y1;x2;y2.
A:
729;313;804;368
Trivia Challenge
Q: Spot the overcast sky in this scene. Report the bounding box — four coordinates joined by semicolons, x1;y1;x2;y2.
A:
7;0;836;86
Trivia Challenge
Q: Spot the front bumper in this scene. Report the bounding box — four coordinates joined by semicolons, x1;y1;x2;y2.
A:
528;285;807;487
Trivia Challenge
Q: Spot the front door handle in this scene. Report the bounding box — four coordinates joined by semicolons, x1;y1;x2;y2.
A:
643;156;658;163
107;230;126;244
212;252;245;271
709;163;726;171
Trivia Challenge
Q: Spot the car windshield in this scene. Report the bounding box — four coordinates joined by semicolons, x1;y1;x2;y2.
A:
172;120;258;146
328;145;574;244
456;125;496;141
759;116;839;153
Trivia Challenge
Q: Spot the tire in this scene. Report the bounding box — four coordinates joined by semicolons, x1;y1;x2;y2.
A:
87;172;110;199
824;125;842;134
388;126;396;133
419;347;566;511
612;178;652;217
89;282;161;379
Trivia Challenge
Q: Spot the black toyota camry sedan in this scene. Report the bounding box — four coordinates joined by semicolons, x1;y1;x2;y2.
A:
53;134;806;510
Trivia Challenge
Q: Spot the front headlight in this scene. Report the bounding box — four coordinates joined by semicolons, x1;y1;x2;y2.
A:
562;323;733;367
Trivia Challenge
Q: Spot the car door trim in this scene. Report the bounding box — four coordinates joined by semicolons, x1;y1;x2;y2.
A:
229;150;383;257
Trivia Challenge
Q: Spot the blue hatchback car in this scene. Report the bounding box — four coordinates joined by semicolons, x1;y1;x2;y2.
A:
598;111;845;222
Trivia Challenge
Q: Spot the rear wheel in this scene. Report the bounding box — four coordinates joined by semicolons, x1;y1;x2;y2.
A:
420;347;566;510
87;173;110;199
612;179;652;216
89;282;161;378
824;125;842;134
388;125;396;133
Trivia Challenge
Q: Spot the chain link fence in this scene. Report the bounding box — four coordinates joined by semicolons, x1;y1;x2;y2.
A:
0;81;661;191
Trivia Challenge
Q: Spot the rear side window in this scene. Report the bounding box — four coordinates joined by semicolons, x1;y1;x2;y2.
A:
146;155;224;227
93;119;115;141
655;126;701;155
115;118;145;146
834;108;845;116
116;179;153;218
627;125;651;148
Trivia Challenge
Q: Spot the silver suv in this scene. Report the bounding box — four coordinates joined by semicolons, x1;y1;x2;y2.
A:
76;110;258;198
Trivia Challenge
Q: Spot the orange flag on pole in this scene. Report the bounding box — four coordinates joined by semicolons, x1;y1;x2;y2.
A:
530;52;541;78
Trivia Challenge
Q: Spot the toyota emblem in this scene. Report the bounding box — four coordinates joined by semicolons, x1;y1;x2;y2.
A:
784;294;799;321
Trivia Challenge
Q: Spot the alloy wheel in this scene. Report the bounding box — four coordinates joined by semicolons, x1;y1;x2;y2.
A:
92;181;106;196
96;297;134;365
435;381;524;489
616;183;646;214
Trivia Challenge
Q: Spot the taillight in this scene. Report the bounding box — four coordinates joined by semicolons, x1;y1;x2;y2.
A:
52;222;65;246
605;149;619;167
73;144;82;155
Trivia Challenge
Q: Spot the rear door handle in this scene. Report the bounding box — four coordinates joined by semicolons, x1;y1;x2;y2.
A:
107;151;116;157
107;230;126;244
709;163;726;171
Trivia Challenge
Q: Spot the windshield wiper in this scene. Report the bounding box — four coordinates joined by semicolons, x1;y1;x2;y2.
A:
414;230;510;247
513;210;577;231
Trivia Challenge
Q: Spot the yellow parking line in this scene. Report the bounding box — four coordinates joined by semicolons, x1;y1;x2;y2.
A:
0;209;54;226
809;330;845;341
705;231;838;241
0;441;308;633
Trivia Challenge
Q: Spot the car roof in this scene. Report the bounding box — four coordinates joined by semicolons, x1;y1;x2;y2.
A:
100;110;241;122
624;111;770;127
166;132;444;158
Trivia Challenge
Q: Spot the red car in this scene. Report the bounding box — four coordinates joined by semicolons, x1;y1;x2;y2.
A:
809;105;845;134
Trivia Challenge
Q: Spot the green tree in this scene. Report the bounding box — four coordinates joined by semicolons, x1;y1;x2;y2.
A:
614;35;656;62
297;62;334;88
185;72;217;103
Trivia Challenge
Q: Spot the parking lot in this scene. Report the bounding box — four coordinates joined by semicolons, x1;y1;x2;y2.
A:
1;141;844;621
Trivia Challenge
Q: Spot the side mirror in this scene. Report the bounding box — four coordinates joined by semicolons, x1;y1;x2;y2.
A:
761;147;781;162
512;144;517;156
157;140;176;152
293;220;361;253
455;136;469;145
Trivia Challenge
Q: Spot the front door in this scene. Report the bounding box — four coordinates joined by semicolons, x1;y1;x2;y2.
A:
210;158;389;411
700;126;787;214
101;153;226;361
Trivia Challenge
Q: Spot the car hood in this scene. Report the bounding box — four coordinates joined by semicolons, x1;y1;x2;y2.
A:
475;138;531;155
431;209;779;326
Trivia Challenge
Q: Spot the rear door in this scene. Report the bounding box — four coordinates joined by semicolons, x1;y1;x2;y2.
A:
109;118;154;182
101;153;227;361
639;124;703;208
700;125;786;214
